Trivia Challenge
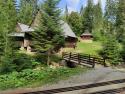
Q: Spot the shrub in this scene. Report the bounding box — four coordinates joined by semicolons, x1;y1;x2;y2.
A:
99;35;120;65
32;53;47;64
13;53;33;72
50;55;61;63
0;67;88;90
0;56;16;74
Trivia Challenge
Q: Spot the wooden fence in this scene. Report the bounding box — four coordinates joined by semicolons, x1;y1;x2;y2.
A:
62;52;106;68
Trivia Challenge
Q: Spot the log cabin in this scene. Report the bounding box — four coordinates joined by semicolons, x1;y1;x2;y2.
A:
10;11;77;52
10;23;34;52
60;20;78;48
80;32;93;43
31;11;78;48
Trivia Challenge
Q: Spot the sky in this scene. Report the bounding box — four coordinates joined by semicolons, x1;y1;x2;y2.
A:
18;0;106;13
57;0;106;13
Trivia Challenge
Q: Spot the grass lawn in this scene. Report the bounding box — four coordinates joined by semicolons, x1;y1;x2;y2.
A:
77;41;102;55
62;41;102;56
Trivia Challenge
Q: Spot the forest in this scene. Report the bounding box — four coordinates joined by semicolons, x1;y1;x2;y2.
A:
0;0;125;91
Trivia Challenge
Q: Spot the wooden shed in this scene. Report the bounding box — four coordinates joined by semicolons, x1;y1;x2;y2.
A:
60;20;78;48
80;32;93;43
10;23;34;52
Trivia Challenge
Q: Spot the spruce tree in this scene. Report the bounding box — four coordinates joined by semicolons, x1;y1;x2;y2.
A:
121;39;125;61
18;0;37;24
64;4;69;22
0;0;17;73
93;0;103;40
104;0;117;34
0;0;17;56
32;0;64;65
80;5;84;16
81;0;94;33
68;12;82;36
117;0;125;61
100;35;120;65
116;0;125;42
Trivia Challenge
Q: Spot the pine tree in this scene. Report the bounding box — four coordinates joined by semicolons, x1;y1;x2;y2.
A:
32;0;64;65
104;0;117;34
116;0;125;42
18;0;37;24
100;35;120;65
117;0;125;61
80;5;84;16
0;0;17;56
65;4;69;22
93;0;103;40
0;0;17;73
121;39;125;61
68;12;82;36
81;0;94;33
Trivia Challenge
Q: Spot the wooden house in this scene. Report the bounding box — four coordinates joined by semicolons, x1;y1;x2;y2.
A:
31;11;78;48
60;20;78;48
10;23;34;52
80;32;93;43
10;10;78;52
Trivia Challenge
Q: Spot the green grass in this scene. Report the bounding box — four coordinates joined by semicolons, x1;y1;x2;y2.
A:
76;41;102;56
0;66;89;90
62;41;102;56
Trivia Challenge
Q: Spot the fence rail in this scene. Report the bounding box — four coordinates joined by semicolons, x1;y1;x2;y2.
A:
62;52;106;68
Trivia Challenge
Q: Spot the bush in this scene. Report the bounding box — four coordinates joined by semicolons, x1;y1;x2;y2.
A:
33;54;61;65
13;53;33;71
99;35;120;65
33;53;47;63
50;55;61;63
0;56;16;74
0;67;88;90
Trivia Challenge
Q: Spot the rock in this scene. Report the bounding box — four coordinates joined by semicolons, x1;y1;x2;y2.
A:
59;60;67;66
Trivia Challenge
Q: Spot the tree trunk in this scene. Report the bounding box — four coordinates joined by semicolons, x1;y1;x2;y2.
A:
47;49;51;66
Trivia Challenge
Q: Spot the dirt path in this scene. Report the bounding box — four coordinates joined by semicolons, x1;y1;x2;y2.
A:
1;67;125;94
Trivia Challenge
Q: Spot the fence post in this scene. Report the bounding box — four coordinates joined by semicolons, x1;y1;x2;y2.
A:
103;58;107;67
92;57;95;68
78;53;80;64
89;55;91;63
69;52;72;61
62;52;64;58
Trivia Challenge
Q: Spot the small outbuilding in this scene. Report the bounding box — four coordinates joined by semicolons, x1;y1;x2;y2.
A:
80;31;93;43
60;21;78;48
10;23;34;52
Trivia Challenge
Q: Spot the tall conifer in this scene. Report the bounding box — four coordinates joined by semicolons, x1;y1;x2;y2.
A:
32;0;64;65
81;0;94;33
0;0;17;73
18;0;37;24
93;0;103;40
116;0;125;42
68;12;82;36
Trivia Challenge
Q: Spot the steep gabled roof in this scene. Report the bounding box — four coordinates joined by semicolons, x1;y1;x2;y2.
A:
18;23;34;32
29;9;77;38
81;31;92;36
60;20;77;38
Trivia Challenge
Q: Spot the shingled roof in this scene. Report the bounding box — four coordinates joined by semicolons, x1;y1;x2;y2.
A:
18;23;34;32
60;20;77;38
9;23;34;37
81;32;92;36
